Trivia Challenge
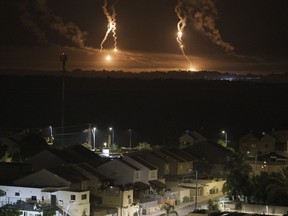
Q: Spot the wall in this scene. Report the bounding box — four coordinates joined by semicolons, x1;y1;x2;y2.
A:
0;185;43;205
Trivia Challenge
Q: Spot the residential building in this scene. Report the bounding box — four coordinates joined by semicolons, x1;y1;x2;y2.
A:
0;185;90;216
97;158;141;186
239;132;276;157
158;148;197;176
273;130;288;153
183;141;233;178
179;131;207;149
246;151;288;175
122;155;158;185
132;151;171;178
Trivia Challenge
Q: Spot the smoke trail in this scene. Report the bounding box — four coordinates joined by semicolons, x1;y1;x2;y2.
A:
19;0;87;48
175;1;193;67
19;1;48;44
176;0;235;55
100;0;118;52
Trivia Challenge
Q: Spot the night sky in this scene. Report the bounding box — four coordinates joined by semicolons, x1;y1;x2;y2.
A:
1;0;288;74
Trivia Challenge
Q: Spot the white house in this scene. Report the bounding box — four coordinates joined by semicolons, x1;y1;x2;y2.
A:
179;131;207;149
122;155;158;185
97;158;141;186
0;185;90;216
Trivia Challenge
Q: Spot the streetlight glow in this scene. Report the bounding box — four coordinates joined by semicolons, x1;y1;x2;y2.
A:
222;130;228;146
109;127;114;147
91;127;96;150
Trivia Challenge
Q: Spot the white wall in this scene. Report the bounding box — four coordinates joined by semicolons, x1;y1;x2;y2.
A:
0;185;90;216
122;157;157;184
0;185;43;205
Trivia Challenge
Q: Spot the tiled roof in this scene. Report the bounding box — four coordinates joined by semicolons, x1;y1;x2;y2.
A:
161;148;197;162
118;158;140;170
129;155;157;170
77;163;111;180
133;181;149;190
48;166;88;183
149;180;166;188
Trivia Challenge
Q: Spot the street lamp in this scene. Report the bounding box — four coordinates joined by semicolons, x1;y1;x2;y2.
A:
91;127;96;150
222;130;228;146
128;129;132;149
194;170;198;210
109;127;114;146
60;52;67;136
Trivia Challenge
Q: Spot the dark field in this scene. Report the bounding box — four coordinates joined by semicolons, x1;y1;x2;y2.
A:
1;74;288;146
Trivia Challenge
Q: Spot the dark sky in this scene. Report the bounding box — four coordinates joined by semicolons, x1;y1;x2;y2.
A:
1;0;288;74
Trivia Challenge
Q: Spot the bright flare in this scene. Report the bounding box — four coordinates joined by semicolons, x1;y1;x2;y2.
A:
100;0;118;52
175;0;193;69
105;55;112;61
188;67;197;72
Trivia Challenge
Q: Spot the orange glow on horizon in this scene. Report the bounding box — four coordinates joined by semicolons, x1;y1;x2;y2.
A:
187;65;198;72
105;54;112;61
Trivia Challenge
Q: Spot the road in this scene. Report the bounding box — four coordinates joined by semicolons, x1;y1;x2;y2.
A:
147;194;224;216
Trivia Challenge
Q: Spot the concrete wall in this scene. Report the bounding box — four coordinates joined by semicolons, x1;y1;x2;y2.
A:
0;185;43;205
242;204;288;215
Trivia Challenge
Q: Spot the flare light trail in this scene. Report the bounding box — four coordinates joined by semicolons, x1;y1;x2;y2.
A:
100;0;118;52
175;0;194;71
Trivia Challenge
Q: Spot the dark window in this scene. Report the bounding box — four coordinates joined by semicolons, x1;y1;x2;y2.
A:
15;192;20;196
81;194;87;200
31;196;37;201
71;195;76;201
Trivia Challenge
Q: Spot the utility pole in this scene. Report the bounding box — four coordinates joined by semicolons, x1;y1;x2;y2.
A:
129;129;132;149
194;170;198;210
60;52;67;137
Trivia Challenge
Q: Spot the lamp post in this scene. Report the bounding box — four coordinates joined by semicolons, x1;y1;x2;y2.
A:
91;127;96;150
194;170;198;210
222;130;228;146
128;129;132;149
109;127;114;146
60;52;67;136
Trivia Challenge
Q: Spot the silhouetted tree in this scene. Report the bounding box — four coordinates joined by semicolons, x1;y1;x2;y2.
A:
0;142;7;160
223;155;252;202
0;207;21;216
250;171;273;204
266;167;288;206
